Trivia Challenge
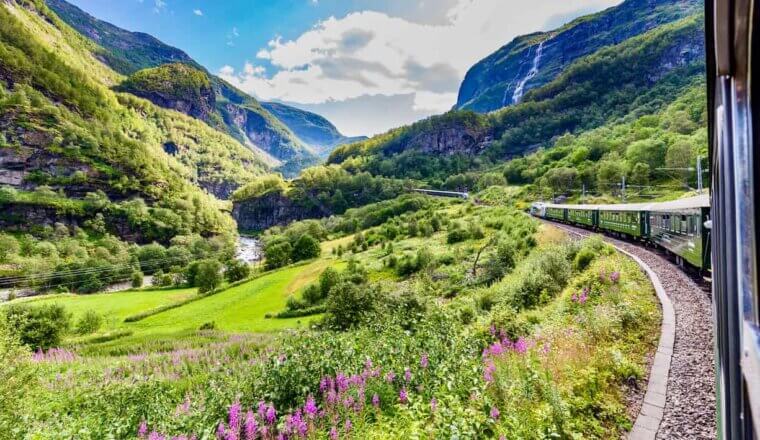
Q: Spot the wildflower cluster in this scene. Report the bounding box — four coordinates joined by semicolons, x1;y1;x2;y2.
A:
32;348;77;363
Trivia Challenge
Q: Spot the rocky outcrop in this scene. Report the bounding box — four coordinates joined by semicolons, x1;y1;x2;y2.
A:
232;191;320;232
456;0;702;113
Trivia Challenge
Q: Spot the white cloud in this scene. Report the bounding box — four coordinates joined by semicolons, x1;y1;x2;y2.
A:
220;0;620;134
153;0;166;14
193;9;203;16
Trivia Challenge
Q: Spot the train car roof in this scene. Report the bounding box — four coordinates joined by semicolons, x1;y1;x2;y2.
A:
541;194;710;212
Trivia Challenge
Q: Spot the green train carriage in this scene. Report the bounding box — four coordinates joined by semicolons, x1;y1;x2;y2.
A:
566;208;597;227
545;206;567;221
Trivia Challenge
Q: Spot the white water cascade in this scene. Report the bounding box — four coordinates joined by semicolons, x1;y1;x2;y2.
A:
511;40;546;105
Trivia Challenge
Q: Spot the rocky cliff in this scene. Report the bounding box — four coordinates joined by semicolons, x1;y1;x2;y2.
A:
456;0;702;113
232;191;320;232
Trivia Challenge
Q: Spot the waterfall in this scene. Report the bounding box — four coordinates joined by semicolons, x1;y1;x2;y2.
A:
511;40;546;105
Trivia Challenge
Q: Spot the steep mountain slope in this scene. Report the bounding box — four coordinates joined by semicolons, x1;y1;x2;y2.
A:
261;102;367;157
46;0;319;176
328;13;705;182
0;0;270;241
46;0;198;76
456;0;701;113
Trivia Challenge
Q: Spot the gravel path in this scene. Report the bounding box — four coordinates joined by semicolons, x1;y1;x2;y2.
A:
550;222;716;439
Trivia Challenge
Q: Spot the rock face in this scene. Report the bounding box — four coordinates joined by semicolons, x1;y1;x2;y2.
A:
232;191;319;232
456;0;702;113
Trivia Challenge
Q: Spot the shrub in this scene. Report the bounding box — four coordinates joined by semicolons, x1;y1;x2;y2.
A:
574;247;597;271
0;315;36;437
199;321;216;331
325;282;380;330
446;225;470;244
291;234;321;262
503;246;572;310
5;304;71;350
0;234;19;262
265;241;292;270
195;259;223;294
225;259;250;282
75;310;102;335
318;267;340;297
131;271;144;288
302;284;323;305
286;295;309;311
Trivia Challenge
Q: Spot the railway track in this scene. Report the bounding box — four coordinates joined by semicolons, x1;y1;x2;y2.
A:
546;221;716;439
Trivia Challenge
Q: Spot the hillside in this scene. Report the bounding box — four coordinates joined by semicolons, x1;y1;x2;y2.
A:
262;102;367;157
456;0;702;113
327;13;705;183
0;0;269;243
46;0;319;176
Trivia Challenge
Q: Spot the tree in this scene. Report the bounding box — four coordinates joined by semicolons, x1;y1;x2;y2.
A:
0;234;19;262
265;242;292;270
630;162;650;187
625;139;667;171
195;259;222;294
319;267;341;297
325;282;379;330
131;271;144;288
597;156;625;192
225;259;250;282
5;304;71;350
291;234;321;262
544;167;577;194
665;140;695;185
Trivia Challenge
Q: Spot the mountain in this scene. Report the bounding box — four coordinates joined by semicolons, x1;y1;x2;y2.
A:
45;0;199;76
327;7;705;182
0;0;273;242
46;0;320;176
455;0;702;113
261;102;368;157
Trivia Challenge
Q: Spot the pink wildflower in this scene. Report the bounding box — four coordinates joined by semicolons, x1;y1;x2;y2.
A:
304;395;318;418
420;353;429;368
138;421;148;438
385;371;396;383
265;405;276;425
344;418;352;432
483;360;496;382
329;426;339;440
610;271;620;283
490;406;500;420
244;410;257;440
399;388;408;403
404;368;412;382
430;397;437;412
229;401;242;431
513;337;528;354
216;422;226;439
371;394;380;407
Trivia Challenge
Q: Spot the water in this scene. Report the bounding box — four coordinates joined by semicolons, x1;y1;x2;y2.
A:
236;236;262;264
511;40;546;105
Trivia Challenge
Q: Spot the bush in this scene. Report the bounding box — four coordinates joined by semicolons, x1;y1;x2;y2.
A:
265;241;292;270
325;281;380;330
318;267;340;297
5;304;71;350
574;247;597;271
286;295;309;311
446;223;470;244
291;234;321;262
199;321;216;331
75;310;102;335
503;246;572;310
274;305;327;319
0;315;36;436
302;284;323;305
225;259;250;282
131;271;144;288
196;259;223;294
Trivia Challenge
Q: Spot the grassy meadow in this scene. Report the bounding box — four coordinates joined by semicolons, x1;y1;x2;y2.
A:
2;191;661;439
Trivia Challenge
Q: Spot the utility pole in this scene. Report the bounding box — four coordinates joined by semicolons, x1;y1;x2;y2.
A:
696;155;703;194
582;183;586;203
621;175;626;202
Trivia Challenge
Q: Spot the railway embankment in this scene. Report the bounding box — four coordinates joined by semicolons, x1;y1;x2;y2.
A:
548;222;716;440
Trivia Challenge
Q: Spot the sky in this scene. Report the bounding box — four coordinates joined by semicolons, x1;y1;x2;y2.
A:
68;0;621;136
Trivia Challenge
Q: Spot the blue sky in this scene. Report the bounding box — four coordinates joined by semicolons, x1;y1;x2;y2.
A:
69;0;621;136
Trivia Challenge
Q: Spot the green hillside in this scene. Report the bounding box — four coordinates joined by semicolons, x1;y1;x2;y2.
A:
327;14;705;184
47;0;320;176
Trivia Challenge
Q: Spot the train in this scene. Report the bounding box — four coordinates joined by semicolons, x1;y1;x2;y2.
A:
530;194;711;271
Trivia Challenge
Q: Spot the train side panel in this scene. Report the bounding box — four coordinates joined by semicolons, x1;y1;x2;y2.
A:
649;209;707;269
545;207;565;221
598;210;644;237
567;208;595;227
